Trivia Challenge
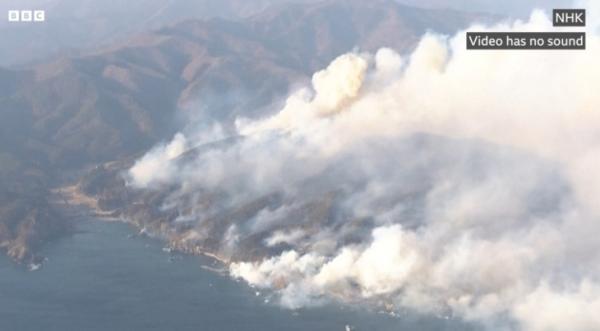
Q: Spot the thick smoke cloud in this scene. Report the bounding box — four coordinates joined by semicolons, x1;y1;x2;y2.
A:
129;6;600;331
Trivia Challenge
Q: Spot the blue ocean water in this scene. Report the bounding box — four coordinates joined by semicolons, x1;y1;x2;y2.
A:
0;219;476;331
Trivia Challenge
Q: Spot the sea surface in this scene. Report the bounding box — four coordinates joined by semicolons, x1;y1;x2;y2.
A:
0;219;476;331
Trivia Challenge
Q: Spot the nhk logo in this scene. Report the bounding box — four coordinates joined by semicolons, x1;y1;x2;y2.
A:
8;10;45;22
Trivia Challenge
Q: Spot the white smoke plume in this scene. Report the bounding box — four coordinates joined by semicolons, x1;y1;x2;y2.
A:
129;5;600;331
129;133;188;188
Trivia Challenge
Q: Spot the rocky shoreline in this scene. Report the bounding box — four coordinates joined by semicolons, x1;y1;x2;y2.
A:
58;183;232;266
35;181;407;318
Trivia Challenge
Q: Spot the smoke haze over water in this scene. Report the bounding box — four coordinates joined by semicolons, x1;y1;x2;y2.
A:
129;4;600;330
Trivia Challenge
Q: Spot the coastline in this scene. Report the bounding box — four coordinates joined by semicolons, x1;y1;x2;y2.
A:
52;185;122;221
41;184;420;321
53;184;232;266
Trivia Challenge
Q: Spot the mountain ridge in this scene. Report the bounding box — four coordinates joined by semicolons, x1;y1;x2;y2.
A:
0;0;489;263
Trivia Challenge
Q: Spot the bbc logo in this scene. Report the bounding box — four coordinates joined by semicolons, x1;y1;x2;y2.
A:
8;10;45;22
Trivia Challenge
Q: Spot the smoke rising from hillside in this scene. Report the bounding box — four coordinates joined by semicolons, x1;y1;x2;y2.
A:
129;6;600;330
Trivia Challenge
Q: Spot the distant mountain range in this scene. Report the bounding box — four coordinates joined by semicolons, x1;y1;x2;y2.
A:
0;0;321;67
0;0;489;263
0;0;571;68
